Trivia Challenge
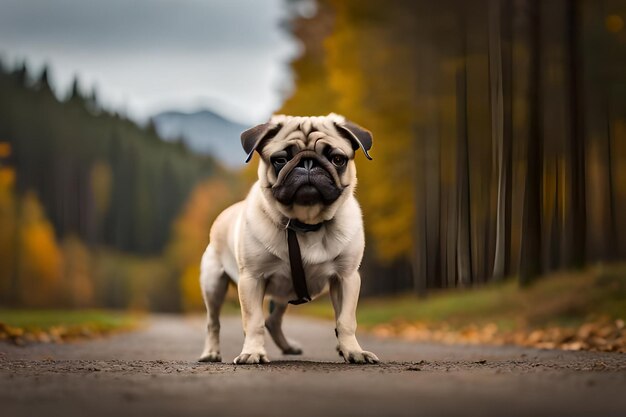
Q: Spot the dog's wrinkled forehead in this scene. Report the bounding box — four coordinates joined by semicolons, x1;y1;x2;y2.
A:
241;113;373;163
269;113;346;133
262;113;352;156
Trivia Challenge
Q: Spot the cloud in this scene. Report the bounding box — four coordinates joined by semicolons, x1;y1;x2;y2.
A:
0;0;299;123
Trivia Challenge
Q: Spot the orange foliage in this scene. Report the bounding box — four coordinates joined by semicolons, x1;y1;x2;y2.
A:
0;167;15;188
0;142;11;158
0;180;17;301
167;178;240;310
372;318;626;353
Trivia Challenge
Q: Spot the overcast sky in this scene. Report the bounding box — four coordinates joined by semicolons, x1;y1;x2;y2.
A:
0;0;307;124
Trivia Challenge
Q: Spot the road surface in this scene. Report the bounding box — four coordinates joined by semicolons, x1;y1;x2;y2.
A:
1;314;625;417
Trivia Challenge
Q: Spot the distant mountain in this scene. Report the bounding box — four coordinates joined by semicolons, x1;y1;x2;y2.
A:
152;109;250;167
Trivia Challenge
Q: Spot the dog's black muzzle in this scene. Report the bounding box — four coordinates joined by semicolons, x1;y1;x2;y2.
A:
271;151;344;206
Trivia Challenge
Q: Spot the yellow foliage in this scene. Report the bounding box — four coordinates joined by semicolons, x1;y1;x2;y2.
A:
18;192;63;307
278;1;417;263
0;182;99;308
322;1;416;261
181;264;203;311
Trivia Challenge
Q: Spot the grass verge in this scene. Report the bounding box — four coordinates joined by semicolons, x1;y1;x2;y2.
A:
0;309;142;345
295;264;626;352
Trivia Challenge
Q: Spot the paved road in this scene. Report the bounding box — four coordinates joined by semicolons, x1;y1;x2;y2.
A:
1;314;625;417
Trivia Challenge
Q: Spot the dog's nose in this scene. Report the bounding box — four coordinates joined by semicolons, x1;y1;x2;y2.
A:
299;158;316;171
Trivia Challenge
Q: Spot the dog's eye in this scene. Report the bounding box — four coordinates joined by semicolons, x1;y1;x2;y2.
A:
272;157;288;166
271;150;289;167
331;155;347;167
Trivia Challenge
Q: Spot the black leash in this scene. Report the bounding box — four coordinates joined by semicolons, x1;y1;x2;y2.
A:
285;219;323;305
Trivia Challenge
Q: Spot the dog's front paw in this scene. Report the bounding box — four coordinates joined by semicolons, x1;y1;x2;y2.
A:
338;348;379;364
233;351;270;365
198;351;222;363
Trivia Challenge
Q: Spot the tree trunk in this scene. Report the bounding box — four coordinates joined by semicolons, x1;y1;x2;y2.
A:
489;0;508;281
518;0;542;284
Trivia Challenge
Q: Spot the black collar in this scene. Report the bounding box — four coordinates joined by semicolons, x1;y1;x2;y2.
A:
285;218;325;233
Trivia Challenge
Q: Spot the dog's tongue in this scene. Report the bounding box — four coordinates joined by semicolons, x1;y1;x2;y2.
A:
293;184;321;206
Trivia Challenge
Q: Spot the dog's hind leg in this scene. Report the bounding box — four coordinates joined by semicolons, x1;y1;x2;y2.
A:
199;246;229;362
265;300;303;355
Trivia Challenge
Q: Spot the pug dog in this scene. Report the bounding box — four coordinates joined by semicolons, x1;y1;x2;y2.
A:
199;113;379;365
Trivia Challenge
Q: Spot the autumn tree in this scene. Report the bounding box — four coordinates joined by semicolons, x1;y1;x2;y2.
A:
282;0;626;292
166;178;242;311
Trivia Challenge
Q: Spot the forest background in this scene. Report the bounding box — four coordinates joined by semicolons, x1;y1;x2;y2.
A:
1;0;626;315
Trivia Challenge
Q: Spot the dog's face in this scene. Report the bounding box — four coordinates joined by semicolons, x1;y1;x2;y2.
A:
241;113;373;223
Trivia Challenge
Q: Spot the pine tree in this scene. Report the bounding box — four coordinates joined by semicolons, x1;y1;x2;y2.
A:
37;65;51;91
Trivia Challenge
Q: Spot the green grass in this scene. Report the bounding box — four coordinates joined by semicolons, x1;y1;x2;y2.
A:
0;309;140;333
296;264;626;331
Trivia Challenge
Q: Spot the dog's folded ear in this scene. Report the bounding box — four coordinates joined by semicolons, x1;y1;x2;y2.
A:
335;120;373;160
241;123;282;163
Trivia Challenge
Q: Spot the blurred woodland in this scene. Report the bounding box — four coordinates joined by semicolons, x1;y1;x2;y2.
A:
0;65;242;311
1;0;626;311
280;0;626;294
